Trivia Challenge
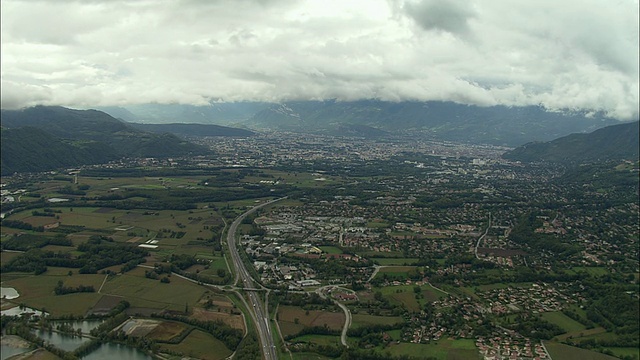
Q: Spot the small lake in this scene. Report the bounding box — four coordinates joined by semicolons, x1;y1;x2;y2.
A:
53;319;104;334
33;329;90;352
2;321;150;360
0;287;19;300
81;343;152;360
30;329;151;359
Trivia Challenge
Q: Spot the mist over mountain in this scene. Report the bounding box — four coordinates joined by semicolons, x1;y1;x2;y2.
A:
97;102;270;126
503;121;640;163
246;100;623;146
99;101;622;147
128;123;254;137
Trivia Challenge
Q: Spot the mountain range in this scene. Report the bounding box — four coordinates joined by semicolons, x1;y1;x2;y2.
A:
0;106;215;174
2;104;637;174
99;101;622;146
503;121;639;163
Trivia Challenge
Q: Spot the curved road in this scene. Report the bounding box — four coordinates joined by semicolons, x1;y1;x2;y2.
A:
474;212;492;260
227;197;287;360
315;285;352;347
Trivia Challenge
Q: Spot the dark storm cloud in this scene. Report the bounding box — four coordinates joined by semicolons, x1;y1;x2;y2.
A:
1;0;638;120
402;0;475;37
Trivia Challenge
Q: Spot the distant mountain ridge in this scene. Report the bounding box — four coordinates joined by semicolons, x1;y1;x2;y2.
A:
244;100;621;146
0;106;211;174
97;102;269;125
502;121;640;163
128;122;254;137
100;100;622;146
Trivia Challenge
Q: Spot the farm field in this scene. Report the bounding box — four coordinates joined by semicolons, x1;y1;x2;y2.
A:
319;246;342;254
277;305;345;338
146;321;189;341
289;334;341;347
99;267;207;312
384;338;478;360
2;269;106;316
544;341;618;360
160;329;232;360
291;352;333;360
372;257;420;265
541;311;587;334
376;266;418;280
376;284;447;312
351;314;403;329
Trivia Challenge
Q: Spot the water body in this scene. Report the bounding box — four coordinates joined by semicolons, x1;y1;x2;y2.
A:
81;343;152;360
53;319;104;334
33;329;90;352
0;287;19;299
31;329;150;359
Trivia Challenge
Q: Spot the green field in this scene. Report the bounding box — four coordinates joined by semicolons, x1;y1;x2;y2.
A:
100;267;207;311
291;352;333;360
372;257;420;265
319;246;343;254
387;289;420;312
569;267;610;276
376;266;418;280
357;251;405;258
351;314;404;329
606;347;640;359
545;341;618;360
277;305;345;337
386;339;478;360
377;284;447;312
160;329;232;360
3;269;107;316
541;311;587;334
289;334;341;347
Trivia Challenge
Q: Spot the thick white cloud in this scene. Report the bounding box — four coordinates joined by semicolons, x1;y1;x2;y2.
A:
1;0;638;119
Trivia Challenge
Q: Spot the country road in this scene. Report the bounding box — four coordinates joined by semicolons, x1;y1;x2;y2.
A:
315;285;353;347
474;212;492;259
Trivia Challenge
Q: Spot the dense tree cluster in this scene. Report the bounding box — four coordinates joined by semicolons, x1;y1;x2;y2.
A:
54;280;95;295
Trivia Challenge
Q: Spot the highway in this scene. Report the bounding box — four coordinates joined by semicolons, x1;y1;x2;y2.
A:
226;197;286;360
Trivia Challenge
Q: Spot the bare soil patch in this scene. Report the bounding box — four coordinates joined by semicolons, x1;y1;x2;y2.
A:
146;321;188;341
191;307;245;331
88;294;124;315
121;318;161;337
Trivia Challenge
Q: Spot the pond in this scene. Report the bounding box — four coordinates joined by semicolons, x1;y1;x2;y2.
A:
53;319;104;334
0;287;19;300
33;329;90;352
81;343;152;360
31;329;151;359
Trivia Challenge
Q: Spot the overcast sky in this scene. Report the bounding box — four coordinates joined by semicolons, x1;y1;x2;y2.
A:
1;0;638;119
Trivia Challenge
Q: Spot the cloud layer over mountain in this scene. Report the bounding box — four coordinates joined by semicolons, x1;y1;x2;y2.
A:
1;0;638;119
